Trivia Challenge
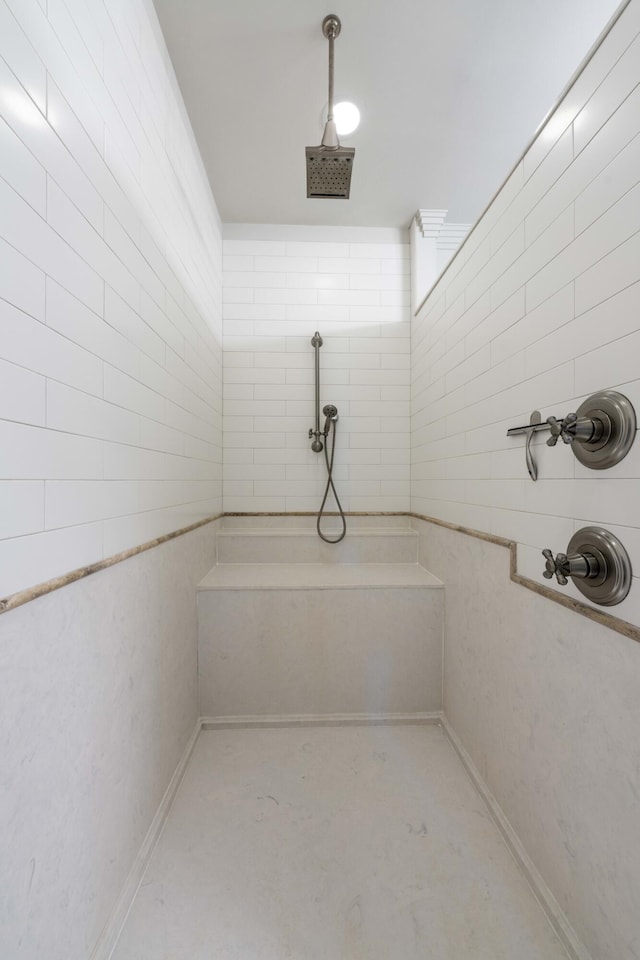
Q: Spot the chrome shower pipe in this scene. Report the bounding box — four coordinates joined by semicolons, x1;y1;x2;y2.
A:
321;15;339;147
326;16;336;123
309;331;324;452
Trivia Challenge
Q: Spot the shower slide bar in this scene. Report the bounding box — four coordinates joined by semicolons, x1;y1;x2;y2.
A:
309;331;324;452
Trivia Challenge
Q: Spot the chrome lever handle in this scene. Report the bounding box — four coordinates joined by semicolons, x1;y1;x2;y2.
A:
525;410;541;481
509;391;636;473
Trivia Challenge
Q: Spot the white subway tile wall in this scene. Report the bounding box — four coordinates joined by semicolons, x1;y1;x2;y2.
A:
411;0;640;627
222;226;411;513
0;0;223;597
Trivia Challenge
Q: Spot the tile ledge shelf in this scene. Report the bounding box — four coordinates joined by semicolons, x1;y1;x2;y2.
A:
1;510;638;644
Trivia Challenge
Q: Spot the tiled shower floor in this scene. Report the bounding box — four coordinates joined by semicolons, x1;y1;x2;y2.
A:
112;724;567;960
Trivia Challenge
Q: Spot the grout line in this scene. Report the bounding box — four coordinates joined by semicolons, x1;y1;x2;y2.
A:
201;712;442;730
414;0;634;316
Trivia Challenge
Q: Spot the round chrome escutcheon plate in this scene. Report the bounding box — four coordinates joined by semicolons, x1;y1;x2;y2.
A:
573;390;636;469
567;526;632;606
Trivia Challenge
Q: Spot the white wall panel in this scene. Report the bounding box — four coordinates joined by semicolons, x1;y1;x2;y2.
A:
412;3;640;619
0;174;104;314
0;0;222;597
0;298;103;396
0;113;46;216
0;3;221;959
222;226;410;512
0;2;46;112
0;520;217;959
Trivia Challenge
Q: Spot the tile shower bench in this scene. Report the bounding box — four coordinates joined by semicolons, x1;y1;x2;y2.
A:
197;519;443;721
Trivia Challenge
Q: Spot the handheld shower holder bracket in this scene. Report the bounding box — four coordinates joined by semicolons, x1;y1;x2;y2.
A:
322;15;341;39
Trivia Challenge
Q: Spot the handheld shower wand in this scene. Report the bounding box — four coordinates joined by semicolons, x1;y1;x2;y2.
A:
315;402;346;544
322;404;338;436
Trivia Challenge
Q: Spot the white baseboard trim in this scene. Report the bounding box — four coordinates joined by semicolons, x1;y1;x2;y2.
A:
441;716;592;960
90;720;202;960
201;711;442;729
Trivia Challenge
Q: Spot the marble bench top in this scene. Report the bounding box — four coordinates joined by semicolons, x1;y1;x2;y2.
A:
198;562;442;591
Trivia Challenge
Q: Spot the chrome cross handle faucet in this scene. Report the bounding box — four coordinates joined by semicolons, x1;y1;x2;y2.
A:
545;412;606;447
539;526;632;607
541;548;600;585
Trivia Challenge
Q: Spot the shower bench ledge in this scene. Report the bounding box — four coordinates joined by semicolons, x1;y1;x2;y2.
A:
197;562;442;591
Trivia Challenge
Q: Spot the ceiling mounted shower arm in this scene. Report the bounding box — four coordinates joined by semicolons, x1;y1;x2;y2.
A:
306;14;354;200
328;33;334;118
321;15;341;149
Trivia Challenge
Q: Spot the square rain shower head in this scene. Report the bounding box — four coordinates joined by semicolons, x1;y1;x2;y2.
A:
306;146;355;199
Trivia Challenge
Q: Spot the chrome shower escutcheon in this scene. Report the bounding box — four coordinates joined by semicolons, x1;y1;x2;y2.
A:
545;390;636;468
542;527;632;606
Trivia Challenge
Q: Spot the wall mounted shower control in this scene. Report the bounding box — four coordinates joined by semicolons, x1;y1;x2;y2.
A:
545;390;636;469
507;390;636;478
541;526;632;606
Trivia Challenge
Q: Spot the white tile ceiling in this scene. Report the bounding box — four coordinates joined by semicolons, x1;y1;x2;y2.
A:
153;0;622;227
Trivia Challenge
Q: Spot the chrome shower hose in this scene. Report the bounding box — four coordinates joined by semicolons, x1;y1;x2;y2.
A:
317;419;346;544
